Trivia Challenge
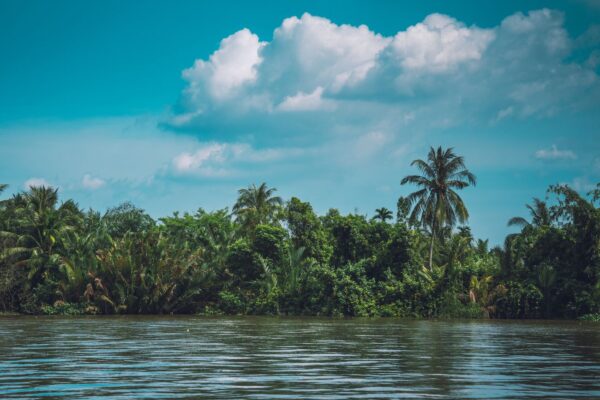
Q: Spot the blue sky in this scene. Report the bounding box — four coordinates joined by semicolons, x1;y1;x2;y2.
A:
1;0;599;244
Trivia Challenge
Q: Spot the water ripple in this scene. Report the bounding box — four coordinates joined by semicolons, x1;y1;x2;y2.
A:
0;317;599;399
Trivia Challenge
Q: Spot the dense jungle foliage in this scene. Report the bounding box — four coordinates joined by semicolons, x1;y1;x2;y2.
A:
1;147;599;318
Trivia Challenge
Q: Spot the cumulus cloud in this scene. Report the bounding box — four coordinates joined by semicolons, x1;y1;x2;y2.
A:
164;8;600;188
24;178;52;189
535;145;577;160
172;143;228;176
388;13;495;72
182;28;265;103
277;86;335;111
263;14;390;95
170;9;599;146
82;174;106;190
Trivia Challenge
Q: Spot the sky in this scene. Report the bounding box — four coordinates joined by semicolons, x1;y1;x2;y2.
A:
1;0;599;244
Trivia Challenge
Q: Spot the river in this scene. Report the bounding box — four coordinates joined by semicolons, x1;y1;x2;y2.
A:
0;317;599;398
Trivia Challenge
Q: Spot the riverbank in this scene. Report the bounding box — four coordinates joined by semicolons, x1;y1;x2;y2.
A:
2;182;599;320
4;305;599;322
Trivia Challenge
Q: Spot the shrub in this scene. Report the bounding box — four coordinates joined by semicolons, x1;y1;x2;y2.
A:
494;281;543;318
217;290;244;314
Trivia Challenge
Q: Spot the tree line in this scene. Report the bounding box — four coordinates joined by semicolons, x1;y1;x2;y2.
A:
1;147;599;319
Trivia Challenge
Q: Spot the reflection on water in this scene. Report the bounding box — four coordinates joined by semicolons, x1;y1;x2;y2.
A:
0;317;599;398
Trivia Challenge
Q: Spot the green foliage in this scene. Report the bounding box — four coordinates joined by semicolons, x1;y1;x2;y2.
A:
373;207;393;223
578;313;600;322
400;146;477;270
494;281;543;319
252;224;287;263
285;197;332;263
40;301;86;315
227;239;261;284
218;290;244;314
323;211;372;267
437;293;485;319
332;261;378;316
103;202;155;238
396;196;411;225
233;183;282;233
1;166;598;320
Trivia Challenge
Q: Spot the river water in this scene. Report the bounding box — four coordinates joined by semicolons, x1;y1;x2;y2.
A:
0;317;599;399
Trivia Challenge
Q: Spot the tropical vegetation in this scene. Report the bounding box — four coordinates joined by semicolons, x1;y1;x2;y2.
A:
1;147;599;319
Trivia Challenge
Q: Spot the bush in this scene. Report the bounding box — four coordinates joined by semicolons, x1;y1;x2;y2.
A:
494;281;543;318
40;301;86;315
579;313;600;322
438;293;485;319
251;288;281;315
332;262;377;316
217;290;244;314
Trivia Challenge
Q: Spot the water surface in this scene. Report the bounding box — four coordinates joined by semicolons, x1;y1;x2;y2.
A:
0;317;599;398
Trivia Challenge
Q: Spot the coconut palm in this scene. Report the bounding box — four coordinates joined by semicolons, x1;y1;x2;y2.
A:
282;246;315;294
475;239;489;256
0;186;82;294
373;207;393;223
507;198;551;228
233;183;283;231
401;146;476;270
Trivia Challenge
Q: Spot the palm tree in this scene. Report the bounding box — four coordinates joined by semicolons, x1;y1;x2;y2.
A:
233;183;283;231
475;239;489;257
401;146;476;270
507;198;551;228
0;186;81;294
373;207;393;223
281;246;314;295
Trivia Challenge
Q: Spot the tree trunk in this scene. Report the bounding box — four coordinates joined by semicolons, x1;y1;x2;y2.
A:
429;225;435;271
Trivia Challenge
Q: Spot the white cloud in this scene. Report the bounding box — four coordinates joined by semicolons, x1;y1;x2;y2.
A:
82;174;106;190
501;9;569;55
166;9;600;185
535;145;577;160
389;13;495;72
171;10;599;140
266;13;390;93
172;142;302;177
494;106;514;122
277;86;334;111
182;28;266;103
24;177;52;189
173;143;227;174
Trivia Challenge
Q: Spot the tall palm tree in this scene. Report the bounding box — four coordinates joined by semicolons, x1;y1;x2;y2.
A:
401;146;476;270
233;183;283;231
507;198;551;228
373;207;393;223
